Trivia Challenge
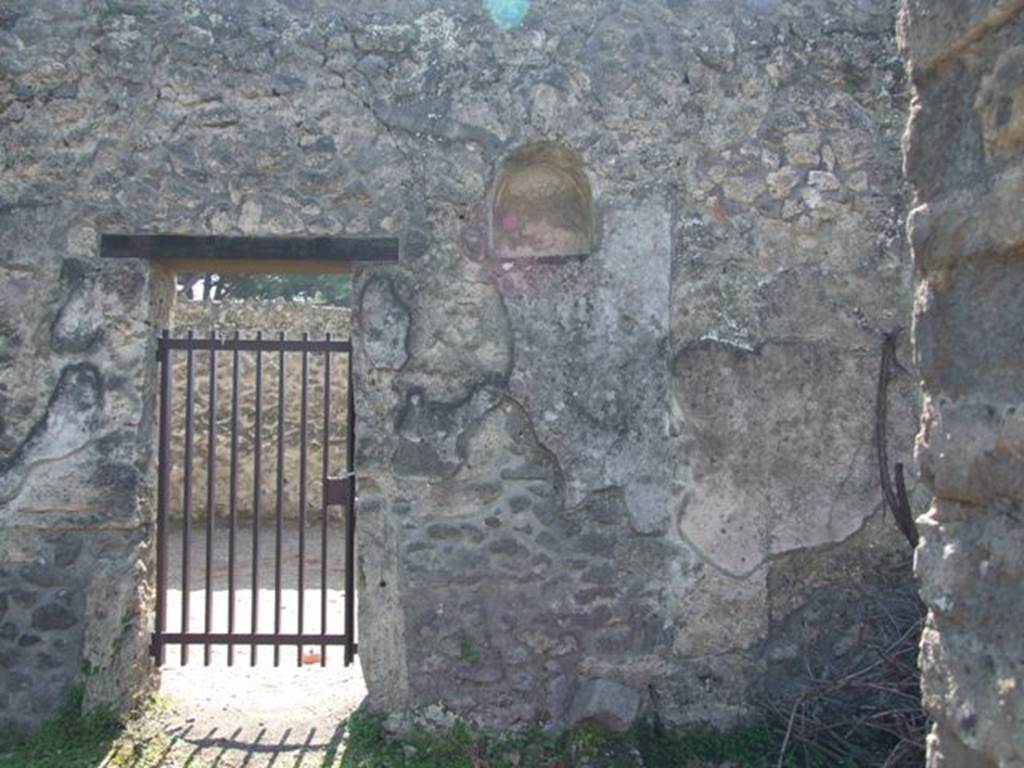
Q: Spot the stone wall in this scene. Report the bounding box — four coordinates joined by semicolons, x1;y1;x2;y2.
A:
0;240;162;728
0;0;919;735
898;2;1024;765
168;299;351;521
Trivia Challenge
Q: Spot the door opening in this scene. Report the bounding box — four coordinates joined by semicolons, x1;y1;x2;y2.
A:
97;233;399;762
152;271;367;761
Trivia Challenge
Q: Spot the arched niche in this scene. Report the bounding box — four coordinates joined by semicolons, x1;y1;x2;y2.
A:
491;142;593;260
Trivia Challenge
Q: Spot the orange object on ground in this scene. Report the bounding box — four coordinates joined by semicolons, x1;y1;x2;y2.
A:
302;649;322;665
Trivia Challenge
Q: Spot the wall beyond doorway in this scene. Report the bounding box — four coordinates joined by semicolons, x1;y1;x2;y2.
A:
167;299;352;522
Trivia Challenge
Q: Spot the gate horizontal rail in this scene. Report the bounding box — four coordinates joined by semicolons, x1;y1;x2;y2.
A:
152;329;357;668
158;337;352;354
159;633;357;648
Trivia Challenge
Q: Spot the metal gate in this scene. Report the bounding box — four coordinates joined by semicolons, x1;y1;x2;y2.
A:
151;330;356;667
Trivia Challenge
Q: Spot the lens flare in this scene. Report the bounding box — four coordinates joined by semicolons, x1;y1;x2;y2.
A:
484;0;530;28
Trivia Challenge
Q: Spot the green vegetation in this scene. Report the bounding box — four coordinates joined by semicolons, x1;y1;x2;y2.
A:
177;273;352;307
459;634;482;664
0;687;120;768
340;710;564;768
634;719;837;768
0;696;841;768
97;0;152;25
340;710;837;768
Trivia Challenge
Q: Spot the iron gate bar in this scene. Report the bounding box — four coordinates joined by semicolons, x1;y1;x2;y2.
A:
274;334;286;666
345;351;356;667
228;332;240;666
151;331;356;666
321;335;332;665
251;332;263;666
181;330;195;665
204;332;217;666
155;331;172;666
161;338;351;354
298;333;308;667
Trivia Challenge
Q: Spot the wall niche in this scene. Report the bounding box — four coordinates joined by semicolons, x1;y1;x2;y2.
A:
491;142;593;260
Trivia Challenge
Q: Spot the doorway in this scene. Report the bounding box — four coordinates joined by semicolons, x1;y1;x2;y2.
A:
157;270;363;763
100;233;400;764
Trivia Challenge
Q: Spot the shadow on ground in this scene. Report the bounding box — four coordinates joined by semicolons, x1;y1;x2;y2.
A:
141;721;348;768
0;696;355;768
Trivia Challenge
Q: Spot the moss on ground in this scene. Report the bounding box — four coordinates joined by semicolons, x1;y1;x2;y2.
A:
337;710;837;768
339;710;563;768
0;687;121;768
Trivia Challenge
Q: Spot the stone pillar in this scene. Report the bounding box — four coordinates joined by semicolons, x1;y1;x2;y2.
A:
898;2;1024;765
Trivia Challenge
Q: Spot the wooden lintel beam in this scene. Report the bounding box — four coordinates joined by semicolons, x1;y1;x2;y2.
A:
100;234;399;273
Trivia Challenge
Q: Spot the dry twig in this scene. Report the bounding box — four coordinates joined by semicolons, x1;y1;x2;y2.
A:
764;602;929;767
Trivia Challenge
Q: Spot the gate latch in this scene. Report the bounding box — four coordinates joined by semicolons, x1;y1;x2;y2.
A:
324;472;355;506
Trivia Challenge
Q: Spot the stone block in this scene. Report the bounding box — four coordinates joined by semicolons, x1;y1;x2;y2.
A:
908;165;1024;272
898;0;1024;77
903;61;988;202
914;260;1024;403
567;678;641;734
360;276;410;370
53;536;83;568
50;263;103;354
18;562;64;588
31;602;77;631
917;399;1024;505
916;500;1024;766
976;43;1024;154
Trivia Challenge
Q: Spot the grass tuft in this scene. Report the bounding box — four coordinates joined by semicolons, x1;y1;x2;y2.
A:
636;718;837;768
339;708;836;768
0;687;122;768
341;710;566;768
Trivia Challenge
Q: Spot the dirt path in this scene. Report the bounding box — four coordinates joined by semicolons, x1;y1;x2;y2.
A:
153;662;366;767
146;522;366;767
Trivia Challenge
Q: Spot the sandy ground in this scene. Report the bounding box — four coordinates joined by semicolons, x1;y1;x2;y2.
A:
152;521;366;767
